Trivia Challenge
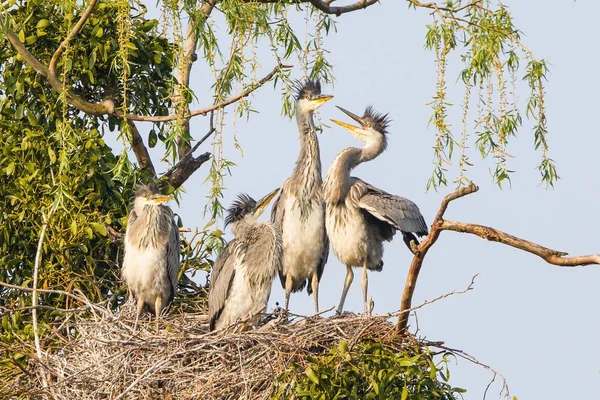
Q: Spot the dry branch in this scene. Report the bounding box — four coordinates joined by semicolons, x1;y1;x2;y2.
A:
397;183;479;332
49;0;99;75
396;183;600;332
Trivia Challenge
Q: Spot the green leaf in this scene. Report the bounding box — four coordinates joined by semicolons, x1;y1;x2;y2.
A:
401;385;408;400
5;161;15;175
90;223;107;236
48;148;56;164
148;129;157;148
305;367;319;385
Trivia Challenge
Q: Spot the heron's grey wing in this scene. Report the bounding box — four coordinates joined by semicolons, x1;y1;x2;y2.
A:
270;185;287;288
316;204;329;282
208;241;237;331
165;220;180;304
359;184;428;237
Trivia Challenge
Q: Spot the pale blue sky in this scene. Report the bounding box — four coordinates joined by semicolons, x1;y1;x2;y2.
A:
107;1;599;398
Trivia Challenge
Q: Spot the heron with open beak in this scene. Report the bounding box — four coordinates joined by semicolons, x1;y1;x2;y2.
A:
323;106;428;315
209;188;283;331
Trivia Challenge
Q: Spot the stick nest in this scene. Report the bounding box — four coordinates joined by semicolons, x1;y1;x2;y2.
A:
10;302;414;399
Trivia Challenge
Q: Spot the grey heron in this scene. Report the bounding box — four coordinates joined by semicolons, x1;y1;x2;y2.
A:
122;184;180;331
271;79;331;314
323;106;428;315
209;189;283;331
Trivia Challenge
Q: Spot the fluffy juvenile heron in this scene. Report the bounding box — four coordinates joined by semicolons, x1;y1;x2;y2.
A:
122;184;180;331
271;79;332;314
323;106;428;315
209;189;282;331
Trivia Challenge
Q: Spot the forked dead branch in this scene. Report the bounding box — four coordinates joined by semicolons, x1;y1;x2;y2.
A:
397;183;600;332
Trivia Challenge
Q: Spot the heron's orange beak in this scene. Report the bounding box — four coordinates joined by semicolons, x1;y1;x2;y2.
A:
149;194;171;204
253;188;280;218
330;106;364;133
314;94;334;105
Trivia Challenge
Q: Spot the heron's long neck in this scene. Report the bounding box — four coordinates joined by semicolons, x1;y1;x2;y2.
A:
135;205;173;249
324;137;385;203
290;109;322;199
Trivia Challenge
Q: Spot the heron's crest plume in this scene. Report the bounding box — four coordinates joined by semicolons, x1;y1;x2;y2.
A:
293;79;322;101
362;106;391;136
225;193;256;227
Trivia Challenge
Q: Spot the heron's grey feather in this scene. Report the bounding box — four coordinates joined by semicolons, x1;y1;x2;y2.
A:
271;85;329;302
122;185;179;319
208;241;236;331
359;183;428;237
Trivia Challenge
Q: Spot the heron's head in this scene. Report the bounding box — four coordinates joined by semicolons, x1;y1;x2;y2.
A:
293;79;333;113
133;184;171;213
224;188;280;230
330;105;391;147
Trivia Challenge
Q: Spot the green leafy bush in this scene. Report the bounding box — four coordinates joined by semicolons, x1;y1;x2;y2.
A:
274;340;465;400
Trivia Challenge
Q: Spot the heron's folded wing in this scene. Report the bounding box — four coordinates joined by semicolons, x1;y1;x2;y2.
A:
270;186;287;287
316;206;329;282
208;241;237;330
165;220;180;303
359;188;428;236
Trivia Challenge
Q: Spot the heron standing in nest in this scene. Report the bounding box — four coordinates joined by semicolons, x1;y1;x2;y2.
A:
122;184;180;332
271;79;332;314
324;106;428;315
208;189;282;331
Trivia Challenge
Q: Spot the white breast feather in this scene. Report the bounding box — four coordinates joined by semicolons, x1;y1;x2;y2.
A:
281;196;325;279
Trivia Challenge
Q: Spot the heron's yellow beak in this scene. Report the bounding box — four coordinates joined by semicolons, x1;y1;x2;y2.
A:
315;94;334;105
330;106;364;133
253;188;280;218
148;194;171;204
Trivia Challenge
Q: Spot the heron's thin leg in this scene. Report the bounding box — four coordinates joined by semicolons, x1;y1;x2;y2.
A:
284;275;293;313
336;265;354;314
154;296;162;334
311;272;319;314
134;297;144;331
361;262;370;317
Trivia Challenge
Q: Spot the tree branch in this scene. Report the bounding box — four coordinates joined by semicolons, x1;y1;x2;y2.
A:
49;0;99;75
32;211;53;390
126;120;156;177
441;221;600;266
163;127;215;189
396;183;600;333
118;63;292;123
175;0;218;158
397;183;479;332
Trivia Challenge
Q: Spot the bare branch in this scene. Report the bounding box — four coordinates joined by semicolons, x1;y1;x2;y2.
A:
4;27;106;114
242;0;380;15
308;0;379;16
49;0;99;75
117;64;292;122
32;211;52;390
126;120;156;177
162;127;215;189
397;183;479;332
175;0;217;158
441;220;600;267
397;182;599;333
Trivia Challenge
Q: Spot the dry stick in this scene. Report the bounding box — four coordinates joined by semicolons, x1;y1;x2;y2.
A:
32;211;53;390
113;358;168;400
49;0;99;75
397;182;600;333
441;220;600;266
397;183;479;332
